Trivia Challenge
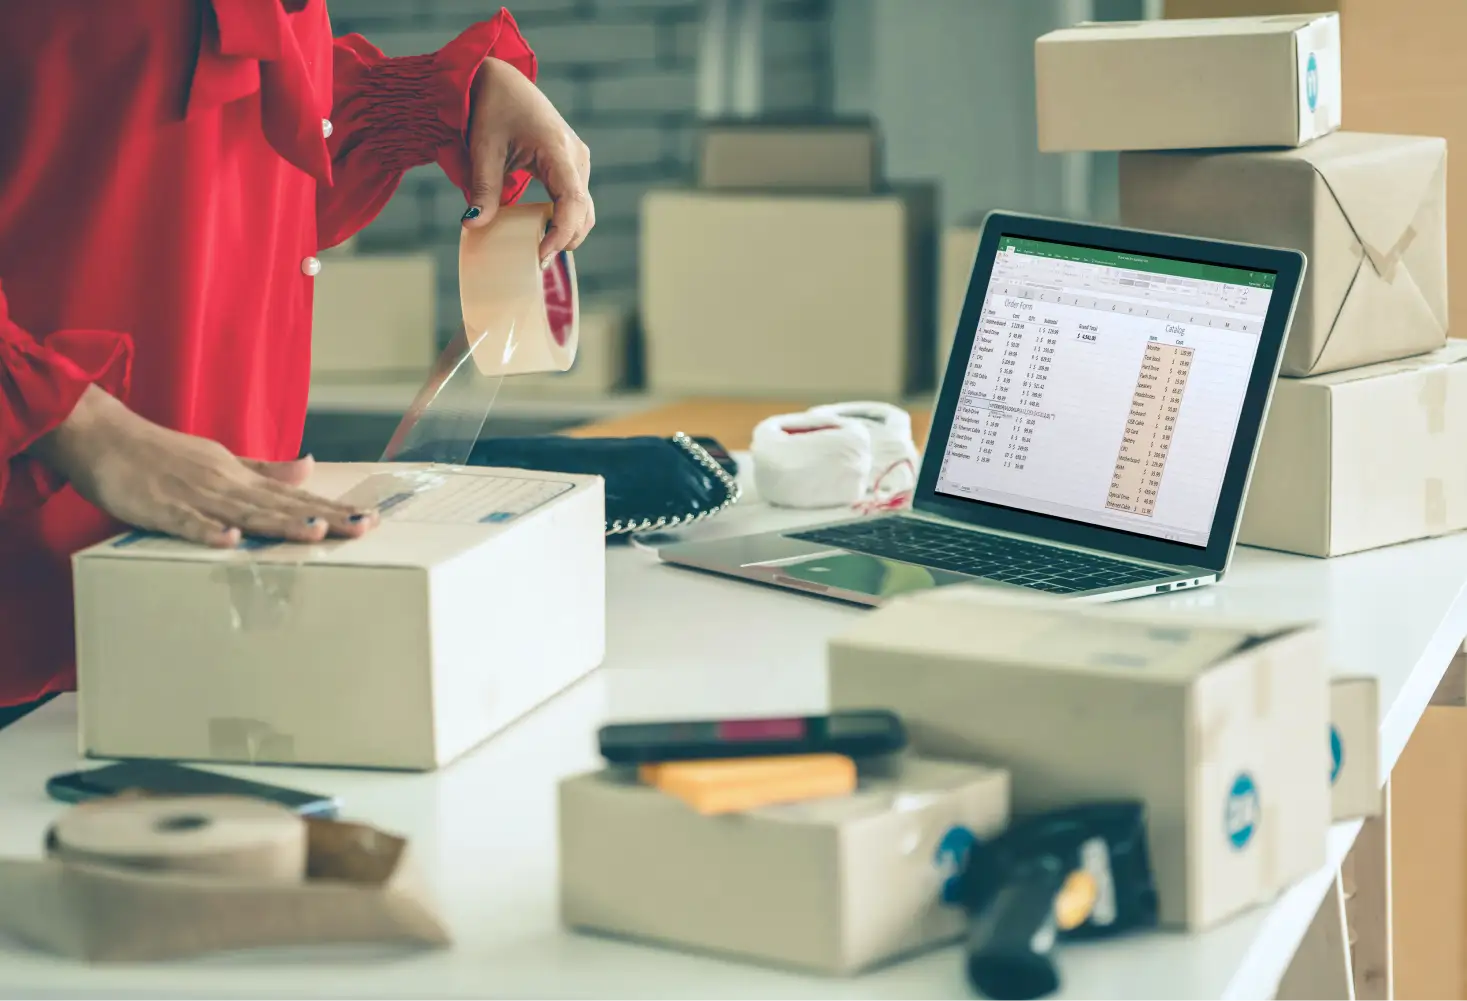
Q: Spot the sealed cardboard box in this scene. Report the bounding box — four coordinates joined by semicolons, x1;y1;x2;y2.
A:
1036;14;1341;153
1168;0;1467;335
641;188;936;399
698;119;879;193
828;589;1330;930
311;254;436;380
1240;342;1467;557
561;756;1009;975
502;302;631;399
74;463;605;771
938;225;983;375
1330;677;1380;822
1121;132;1448;377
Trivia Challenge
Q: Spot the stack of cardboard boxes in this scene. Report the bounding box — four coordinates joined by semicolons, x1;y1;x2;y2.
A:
311;241;439;383
1036;12;1467;559
640;120;937;400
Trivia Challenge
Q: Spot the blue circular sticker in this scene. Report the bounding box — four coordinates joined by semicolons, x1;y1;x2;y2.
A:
935;825;977;904
1306;53;1320;112
1330;725;1343;784
1226;772;1260;850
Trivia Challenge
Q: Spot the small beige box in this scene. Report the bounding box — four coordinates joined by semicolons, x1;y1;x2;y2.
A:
1241;342;1467;557
74;463;606;771
560;756;1009;974
1036;14;1342;152
1121;132;1448;377
311;254;437;379
829;588;1331;931
641;188;936;399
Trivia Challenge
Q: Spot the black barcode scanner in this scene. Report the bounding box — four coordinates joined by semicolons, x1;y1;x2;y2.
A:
957;801;1159;1000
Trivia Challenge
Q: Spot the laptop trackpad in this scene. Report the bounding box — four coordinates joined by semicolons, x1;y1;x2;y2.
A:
771;552;975;599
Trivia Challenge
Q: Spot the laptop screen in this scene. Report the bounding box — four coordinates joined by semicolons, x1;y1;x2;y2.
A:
933;235;1278;549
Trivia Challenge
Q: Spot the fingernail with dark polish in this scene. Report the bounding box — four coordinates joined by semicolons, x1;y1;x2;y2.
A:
349;513;368;523
462;206;481;222
305;516;321;526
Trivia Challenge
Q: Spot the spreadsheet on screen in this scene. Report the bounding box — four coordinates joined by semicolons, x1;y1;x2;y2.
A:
935;237;1276;548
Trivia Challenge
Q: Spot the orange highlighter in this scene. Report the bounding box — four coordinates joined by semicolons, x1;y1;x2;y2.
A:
639;754;857;815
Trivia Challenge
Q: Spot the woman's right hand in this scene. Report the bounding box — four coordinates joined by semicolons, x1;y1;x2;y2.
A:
30;385;378;547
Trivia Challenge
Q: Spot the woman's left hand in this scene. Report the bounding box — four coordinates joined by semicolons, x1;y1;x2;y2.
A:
462;56;594;268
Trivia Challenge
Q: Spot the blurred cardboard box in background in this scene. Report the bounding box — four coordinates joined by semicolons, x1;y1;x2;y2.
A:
697;119;880;194
311;254;436;381
1241;342;1467;557
502;302;632;400
1121;132;1447;377
938;224;983;377
1036;14;1341;152
1167;0;1467;334
641;188;936;399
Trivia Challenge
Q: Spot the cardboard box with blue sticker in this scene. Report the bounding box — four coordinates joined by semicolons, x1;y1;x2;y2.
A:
72;462;605;771
828;588;1331;931
559;756;1009;974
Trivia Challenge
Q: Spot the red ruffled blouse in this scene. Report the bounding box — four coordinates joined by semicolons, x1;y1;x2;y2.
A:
0;2;535;706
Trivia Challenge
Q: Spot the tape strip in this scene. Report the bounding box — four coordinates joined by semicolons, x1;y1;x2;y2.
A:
1421;368;1449;434
1426;478;1448;532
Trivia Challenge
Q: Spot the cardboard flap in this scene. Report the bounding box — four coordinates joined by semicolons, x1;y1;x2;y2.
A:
1057;14;1327;39
838;589;1291;682
1309;135;1448;278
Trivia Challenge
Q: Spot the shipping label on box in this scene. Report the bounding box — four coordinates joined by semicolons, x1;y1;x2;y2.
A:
560;756;1009;974
1036;14;1341;152
1241;342;1467;557
1121;132;1447;377
828;588;1331;931
73;463;606;771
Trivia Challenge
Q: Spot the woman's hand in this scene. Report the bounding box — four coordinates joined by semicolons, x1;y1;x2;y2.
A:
30;386;377;548
462;56;595;269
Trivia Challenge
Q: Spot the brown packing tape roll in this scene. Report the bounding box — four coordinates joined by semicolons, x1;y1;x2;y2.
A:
460;202;579;377
50;795;308;882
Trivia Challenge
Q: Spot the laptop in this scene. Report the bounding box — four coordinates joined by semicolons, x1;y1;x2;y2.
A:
657;212;1306;606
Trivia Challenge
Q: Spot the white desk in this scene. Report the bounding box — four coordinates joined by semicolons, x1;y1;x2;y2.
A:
1;486;1464;999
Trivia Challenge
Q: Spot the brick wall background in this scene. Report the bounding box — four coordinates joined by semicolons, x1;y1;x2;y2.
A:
329;0;834;349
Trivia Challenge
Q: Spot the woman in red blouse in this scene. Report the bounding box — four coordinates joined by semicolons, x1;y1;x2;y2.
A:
0;4;594;712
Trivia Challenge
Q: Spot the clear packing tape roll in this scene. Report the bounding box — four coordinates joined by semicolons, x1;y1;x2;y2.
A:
382;201;579;466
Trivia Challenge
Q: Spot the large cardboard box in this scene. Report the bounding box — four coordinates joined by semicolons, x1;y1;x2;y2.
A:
938;225;983;376
828;589;1330;930
560;756;1009;974
1394;705;1467;1000
1035;14;1341;153
1240;342;1467;557
73;463;606;771
641;188;936;399
1121;132;1448;377
697;119;880;193
1167;0;1467;334
311;254;437;380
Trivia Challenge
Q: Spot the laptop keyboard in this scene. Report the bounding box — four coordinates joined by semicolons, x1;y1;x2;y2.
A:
787;517;1169;594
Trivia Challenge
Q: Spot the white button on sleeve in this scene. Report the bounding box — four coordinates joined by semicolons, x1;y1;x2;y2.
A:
322;118;333;139
301;256;322;277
